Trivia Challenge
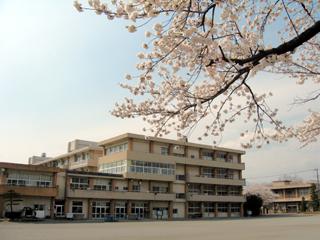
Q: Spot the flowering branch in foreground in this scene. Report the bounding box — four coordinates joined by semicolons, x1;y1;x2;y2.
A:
74;0;320;148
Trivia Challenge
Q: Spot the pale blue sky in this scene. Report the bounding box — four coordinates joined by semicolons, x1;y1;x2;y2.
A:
0;0;319;183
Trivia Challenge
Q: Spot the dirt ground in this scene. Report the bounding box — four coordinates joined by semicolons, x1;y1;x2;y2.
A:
1;215;319;240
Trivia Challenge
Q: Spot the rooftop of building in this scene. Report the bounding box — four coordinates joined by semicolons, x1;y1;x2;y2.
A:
98;133;245;154
270;180;314;190
0;162;61;173
32;145;103;165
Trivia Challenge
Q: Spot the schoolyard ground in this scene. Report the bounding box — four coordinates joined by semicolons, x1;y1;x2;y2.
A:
0;214;319;240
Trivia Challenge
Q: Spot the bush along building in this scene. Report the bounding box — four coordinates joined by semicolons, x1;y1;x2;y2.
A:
0;133;246;220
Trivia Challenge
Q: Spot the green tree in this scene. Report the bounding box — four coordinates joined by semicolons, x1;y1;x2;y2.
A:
243;194;263;216
310;184;319;211
3;190;22;218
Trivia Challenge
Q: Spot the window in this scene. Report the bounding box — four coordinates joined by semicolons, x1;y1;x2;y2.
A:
190;154;195;159
231;203;240;212
152;186;168;193
129;160;175;176
132;185;141;192
105;143;128;155
176;193;185;199
93;179;111;191
202;151;213;160
217;186;228;196
188;202;201;217
123;186;128;191
160;147;169;155
70;177;89;190
176;175;186;181
204;202;215;213
229;186;241;196
216;168;228;179
6;171;53;188
72;201;83;214
216;152;227;160
173;209;178;214
202;168;214;178
203;184;215;195
34;204;45;211
99;160;127;174
217;203;228;212
188;184;201;194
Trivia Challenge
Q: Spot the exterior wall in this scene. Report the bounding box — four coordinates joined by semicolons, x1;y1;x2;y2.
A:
173;202;185;218
66;198;89;219
175;164;185;175
114;180;128;191
187;166;200;177
132;140;148;153
188;148;199;159
56;172;66;200
172;183;185;193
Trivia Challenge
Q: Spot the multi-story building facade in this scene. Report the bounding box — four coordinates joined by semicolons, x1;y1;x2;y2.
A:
88;133;246;220
0;162;60;218
271;180;313;213
34;140;103;172
6;132;245;220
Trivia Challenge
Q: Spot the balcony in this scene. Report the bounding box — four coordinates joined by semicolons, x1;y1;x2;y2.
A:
186;193;245;202
99;151;245;170
273;195;311;202
0;184;58;197
66;188;175;201
186;175;246;186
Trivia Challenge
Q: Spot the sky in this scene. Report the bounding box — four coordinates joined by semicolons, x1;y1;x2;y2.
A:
0;0;319;184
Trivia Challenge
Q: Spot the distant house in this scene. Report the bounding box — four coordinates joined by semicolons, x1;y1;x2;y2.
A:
270;180;314;213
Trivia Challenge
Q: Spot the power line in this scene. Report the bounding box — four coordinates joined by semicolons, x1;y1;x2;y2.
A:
246;169;315;180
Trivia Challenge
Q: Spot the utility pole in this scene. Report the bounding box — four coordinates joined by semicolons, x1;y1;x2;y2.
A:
315;168;320;192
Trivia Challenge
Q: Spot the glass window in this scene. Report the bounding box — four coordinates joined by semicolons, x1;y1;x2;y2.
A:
72;201;83;214
217;203;228;212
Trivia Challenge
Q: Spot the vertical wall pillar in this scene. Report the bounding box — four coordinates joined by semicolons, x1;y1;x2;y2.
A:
111;179;116;191
240;203;244;217
128;179;133;192
149;201;153;219
149;141;154;153
89;178;94;190
110;200;115;216
214;203;218;217
168;144;172;155
127;201;132;217
227;203;231;217
50;197;55;219
201;202;205;218
185;202;189;219
184;146;188;158
128;138;133;151
87;199;92;219
168;201;173;220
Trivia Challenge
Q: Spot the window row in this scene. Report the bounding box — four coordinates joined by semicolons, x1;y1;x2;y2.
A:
105;143;128;155
129;160;175;176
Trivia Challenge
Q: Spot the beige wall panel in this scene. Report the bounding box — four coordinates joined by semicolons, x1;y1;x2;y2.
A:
172;183;185;193
175;164;185;175
173;202;185;218
186;166;199;176
188;148;199;159
132;140;148;153
57;172;66;199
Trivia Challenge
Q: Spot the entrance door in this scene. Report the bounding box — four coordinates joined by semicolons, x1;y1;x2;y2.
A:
55;205;65;217
115;202;127;220
92;201;110;219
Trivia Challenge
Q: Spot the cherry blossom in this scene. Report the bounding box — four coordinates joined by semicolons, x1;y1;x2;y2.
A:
74;0;320;147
